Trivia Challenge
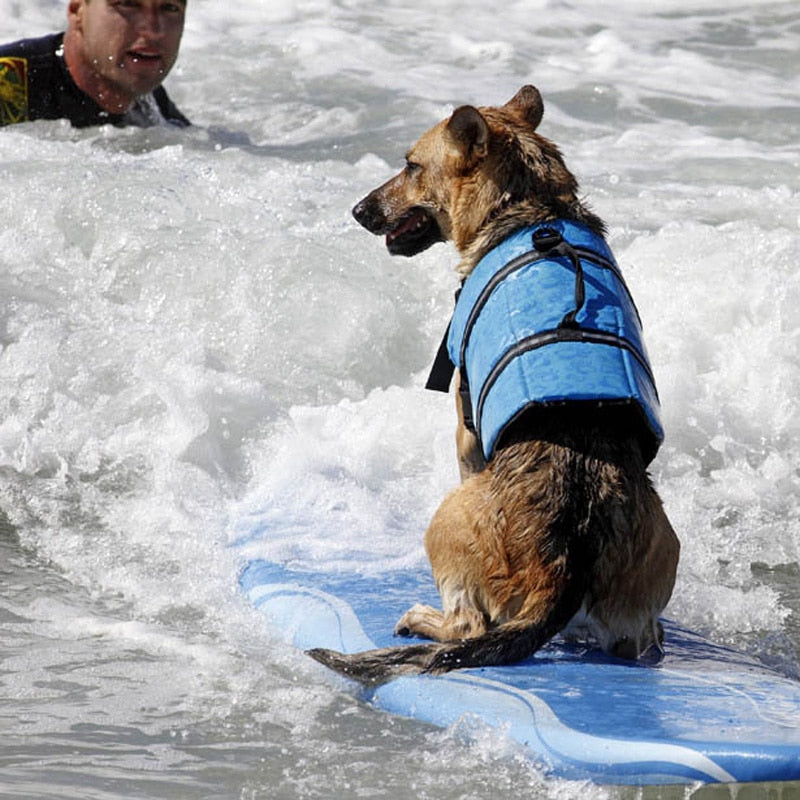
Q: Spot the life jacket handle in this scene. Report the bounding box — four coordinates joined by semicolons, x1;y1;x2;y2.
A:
532;228;585;329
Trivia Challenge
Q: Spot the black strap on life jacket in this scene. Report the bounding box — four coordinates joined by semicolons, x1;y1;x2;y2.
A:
425;289;460;392
424;321;455;392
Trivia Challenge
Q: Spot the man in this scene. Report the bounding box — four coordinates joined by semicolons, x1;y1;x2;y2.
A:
0;0;189;129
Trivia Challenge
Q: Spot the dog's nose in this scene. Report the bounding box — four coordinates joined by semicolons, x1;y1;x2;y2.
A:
352;197;369;225
352;195;384;232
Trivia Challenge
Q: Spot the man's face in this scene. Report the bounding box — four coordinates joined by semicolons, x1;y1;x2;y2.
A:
69;0;186;103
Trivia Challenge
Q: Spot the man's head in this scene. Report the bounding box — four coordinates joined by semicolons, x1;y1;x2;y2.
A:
63;0;186;113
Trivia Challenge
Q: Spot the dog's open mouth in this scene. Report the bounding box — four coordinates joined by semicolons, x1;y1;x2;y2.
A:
385;207;444;256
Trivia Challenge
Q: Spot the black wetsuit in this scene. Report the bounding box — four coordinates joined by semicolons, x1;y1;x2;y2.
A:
0;33;189;129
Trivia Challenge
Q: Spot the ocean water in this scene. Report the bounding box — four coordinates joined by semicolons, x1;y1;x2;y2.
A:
1;1;799;798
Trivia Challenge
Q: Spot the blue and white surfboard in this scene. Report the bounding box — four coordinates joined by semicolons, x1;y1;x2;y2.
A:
239;559;800;787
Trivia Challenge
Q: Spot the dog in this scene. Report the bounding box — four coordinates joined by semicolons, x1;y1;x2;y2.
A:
308;85;679;685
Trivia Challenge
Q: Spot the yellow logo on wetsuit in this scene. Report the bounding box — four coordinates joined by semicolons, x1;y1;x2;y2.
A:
0;57;29;125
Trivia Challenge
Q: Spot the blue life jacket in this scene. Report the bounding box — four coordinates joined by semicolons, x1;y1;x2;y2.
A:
438;220;663;464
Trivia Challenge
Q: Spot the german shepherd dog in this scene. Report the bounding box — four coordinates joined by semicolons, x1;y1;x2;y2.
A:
308;86;679;684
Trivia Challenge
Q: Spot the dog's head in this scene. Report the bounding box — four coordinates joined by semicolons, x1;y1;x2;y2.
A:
352;85;589;263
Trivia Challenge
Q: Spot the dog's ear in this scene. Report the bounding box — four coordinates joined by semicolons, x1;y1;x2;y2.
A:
446;105;490;164
505;85;544;130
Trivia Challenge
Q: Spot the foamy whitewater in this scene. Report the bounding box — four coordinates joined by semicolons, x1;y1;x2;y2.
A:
1;1;799;797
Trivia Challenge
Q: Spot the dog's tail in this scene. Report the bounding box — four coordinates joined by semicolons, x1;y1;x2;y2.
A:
307;593;580;686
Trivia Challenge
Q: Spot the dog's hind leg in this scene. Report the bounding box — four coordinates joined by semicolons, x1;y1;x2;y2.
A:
308;441;614;685
399;448;591;656
394;482;492;642
394;575;489;641
582;482;680;659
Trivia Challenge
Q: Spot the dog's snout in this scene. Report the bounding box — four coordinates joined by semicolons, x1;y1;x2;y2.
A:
352;194;385;233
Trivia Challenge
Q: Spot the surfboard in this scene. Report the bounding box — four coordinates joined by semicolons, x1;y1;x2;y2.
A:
239;558;800;787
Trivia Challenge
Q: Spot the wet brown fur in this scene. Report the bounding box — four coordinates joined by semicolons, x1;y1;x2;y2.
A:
308;86;679;684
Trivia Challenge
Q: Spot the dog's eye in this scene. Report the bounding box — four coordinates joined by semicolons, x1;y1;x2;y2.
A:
405;159;422;174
